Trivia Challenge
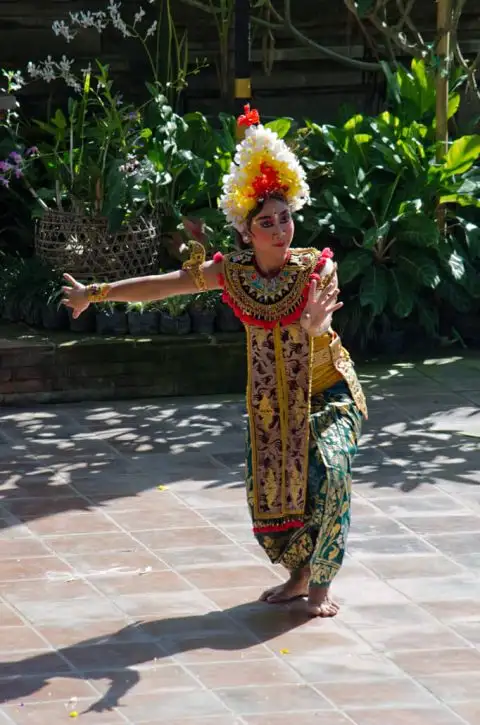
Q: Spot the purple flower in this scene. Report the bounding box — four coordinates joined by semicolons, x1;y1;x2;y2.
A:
9;151;22;164
0;161;12;172
25;146;39;156
0;176;9;188
15;168;23;179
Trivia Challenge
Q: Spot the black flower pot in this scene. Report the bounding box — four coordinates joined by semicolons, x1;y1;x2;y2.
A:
2;299;21;322
127;310;159;336
159;311;191;335
215;302;243;332
96;309;129;336
68;306;97;333
21;299;43;327
42;302;69;331
190;308;216;334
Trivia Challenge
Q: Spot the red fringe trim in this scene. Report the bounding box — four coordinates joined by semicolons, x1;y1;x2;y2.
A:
253;520;304;534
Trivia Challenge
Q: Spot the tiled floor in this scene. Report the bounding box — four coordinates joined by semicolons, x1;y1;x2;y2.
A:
0;354;479;724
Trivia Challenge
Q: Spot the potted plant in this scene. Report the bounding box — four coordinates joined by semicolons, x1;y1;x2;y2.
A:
127;301;159;336
188;291;218;334
158;294;191;335
95;301;128;336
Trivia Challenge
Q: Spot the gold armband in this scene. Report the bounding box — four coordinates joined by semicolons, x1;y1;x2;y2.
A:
182;240;207;292
86;283;111;303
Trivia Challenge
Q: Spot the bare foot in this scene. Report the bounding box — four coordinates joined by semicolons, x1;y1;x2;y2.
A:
306;585;340;617
259;567;309;604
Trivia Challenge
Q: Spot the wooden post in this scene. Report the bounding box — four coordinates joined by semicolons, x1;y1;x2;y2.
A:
436;0;452;232
234;0;251;111
436;0;451;162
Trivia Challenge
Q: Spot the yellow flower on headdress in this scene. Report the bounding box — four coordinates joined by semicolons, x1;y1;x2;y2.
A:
219;106;310;228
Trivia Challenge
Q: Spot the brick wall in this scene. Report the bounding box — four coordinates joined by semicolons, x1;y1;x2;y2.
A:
0;332;247;405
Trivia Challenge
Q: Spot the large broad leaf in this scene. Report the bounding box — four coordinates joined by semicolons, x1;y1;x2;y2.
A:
437;280;472;313
443;135;480;176
265;118;292;139
322;190;357;228
398;251;441;289
460;220;480;258
418;305;439;338
388;269;416;318
338;249;372;284
447;250;466;282
363;222;391;250
394;213;440;247
359;265;389;315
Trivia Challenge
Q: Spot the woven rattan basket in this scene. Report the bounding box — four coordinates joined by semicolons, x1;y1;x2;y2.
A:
35;210;160;281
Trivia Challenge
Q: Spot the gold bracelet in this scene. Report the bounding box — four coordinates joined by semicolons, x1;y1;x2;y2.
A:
182;240;207;292
86;283;111;303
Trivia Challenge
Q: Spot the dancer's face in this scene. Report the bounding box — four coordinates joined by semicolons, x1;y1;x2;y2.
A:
249;197;294;255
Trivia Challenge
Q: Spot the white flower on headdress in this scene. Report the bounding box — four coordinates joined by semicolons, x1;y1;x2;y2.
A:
218;108;310;227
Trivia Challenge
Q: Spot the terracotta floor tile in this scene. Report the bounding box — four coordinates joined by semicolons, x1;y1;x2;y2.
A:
26;511;120;537
316;677;439;709
62;550;167;576
160;544;258;569
35;618;144;648
111;589;217;618
0;651;74;678
215;683;332;714
0;556;73;582
244;715;352;725
355;624;468;652
1;700;127;724
110;507;206;531
108;690;228;721
41;531;140;556
163;634;275;664
90;663;200;697
135;526;233;550
62;641;165;672
0;540;51;560
390;647;480;677
450;702;480;725
359;554;464;579
0;604;24;627
182;563;282;590
188;658;302;689
418;672;480;702
288;653;404;683
92;569;192;597
0;626;51;654
0;675;96;705
346;706;465;725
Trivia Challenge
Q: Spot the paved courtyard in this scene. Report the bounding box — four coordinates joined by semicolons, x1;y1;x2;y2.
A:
0;354;479;725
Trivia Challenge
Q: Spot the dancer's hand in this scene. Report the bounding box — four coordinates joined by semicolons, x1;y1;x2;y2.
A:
300;268;343;336
182;216;207;245
61;273;89;319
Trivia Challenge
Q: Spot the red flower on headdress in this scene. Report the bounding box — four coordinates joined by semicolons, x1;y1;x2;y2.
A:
250;161;289;200
237;104;260;129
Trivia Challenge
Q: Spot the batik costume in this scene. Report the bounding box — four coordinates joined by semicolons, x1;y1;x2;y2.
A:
184;106;368;590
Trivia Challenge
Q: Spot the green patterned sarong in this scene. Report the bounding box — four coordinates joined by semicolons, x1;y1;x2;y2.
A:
245;381;362;587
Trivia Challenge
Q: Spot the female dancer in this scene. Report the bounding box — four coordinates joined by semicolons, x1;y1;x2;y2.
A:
62;106;367;617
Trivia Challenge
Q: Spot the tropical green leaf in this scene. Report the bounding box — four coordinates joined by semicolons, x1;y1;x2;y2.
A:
394;213;439;246
387;269;416;318
447;93;461;120
398;251;441;288
447;250;466;282
461;220;480;258
265;118;292;139
359;265;389;314
437;280;472;313
418;305;439;338
443;135;480;176
338;249;372;284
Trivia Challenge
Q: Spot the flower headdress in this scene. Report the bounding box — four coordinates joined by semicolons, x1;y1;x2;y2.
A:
218;105;310;229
